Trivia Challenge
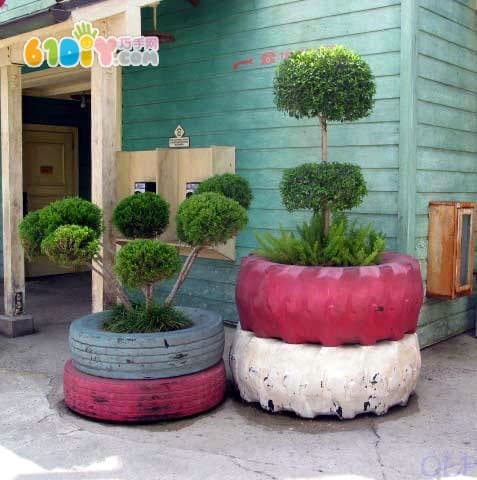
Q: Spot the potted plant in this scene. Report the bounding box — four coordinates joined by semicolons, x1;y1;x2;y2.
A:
231;46;424;419
20;174;250;423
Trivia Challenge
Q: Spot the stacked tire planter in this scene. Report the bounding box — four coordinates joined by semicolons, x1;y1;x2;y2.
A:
64;307;226;423
231;252;425;419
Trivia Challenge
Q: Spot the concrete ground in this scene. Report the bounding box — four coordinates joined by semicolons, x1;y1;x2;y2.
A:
0;273;476;480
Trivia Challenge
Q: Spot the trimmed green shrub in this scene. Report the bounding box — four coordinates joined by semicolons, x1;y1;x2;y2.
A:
274;46;376;122
176;192;248;247
38;197;102;238
115;240;181;289
280;162;367;214
41;225;100;267
104;303;192;333
256;214;385;267
113;192;170;239
19;210;43;260
196;173;253;209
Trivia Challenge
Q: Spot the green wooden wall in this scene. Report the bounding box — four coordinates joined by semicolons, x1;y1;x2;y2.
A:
414;0;477;346
123;0;402;324
0;0;56;23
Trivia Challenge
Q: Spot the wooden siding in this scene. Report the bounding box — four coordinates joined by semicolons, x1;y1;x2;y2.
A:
123;0;402;323
415;0;477;344
0;0;56;23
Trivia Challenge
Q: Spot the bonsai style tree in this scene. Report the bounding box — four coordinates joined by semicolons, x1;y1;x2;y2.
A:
274;45;376;235
19;174;250;332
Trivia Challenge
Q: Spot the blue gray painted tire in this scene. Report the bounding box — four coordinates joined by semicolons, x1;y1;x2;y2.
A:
69;307;225;380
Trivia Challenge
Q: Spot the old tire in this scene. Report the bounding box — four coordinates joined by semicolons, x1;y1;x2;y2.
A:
230;326;421;420
236;253;424;346
69;307;224;380
64;359;226;422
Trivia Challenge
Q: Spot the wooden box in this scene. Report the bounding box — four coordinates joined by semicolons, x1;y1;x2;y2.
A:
427;201;476;299
116;147;236;261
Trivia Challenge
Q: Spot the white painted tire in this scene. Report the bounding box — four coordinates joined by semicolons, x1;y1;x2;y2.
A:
230;326;421;419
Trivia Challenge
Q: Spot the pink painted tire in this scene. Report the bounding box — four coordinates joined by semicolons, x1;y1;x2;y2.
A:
64;360;226;423
236;253;424;346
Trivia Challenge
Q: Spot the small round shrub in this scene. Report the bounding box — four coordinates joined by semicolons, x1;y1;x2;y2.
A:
196;173;253;209
115;240;181;289
38;197;102;239
280;163;367;213
113;193;170;239
19;210;43;260
41;225;100;267
274;46;376;122
176;192;248;247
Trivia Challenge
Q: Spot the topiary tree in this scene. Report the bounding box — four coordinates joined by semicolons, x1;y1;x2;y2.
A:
165;192;248;306
274;46;376;234
280;162;367;214
115;240;181;307
113;192;169;238
196;173;253;209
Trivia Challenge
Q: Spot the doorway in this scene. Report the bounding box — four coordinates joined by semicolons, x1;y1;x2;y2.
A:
23;124;79;277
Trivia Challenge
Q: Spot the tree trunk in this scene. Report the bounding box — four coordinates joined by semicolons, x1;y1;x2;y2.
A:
143;284;154;309
319;114;331;236
165;246;202;307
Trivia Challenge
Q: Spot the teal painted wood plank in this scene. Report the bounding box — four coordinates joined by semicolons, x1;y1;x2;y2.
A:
155;0;401;33
417;78;477;112
0;0;55;23
416;192;477;215
418;8;477;52
236;146;399;170
124;102;399;137
154;2;401;51
418;55;477;93
419;0;477;32
418;101;477;133
418;148;477;172
417;125;477;153
416;170;477;193
149;19;401;67
418;31;477;75
124;124;400;150
419;295;475;327
123;77;399;123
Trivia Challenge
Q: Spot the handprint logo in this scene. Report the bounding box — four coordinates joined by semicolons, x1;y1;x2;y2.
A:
73;21;98;49
72;21;98;66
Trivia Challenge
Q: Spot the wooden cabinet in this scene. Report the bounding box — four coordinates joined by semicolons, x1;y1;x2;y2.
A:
116;147;236;261
427;201;476;299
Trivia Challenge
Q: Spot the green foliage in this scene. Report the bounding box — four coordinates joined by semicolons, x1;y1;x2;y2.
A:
38;197;102;238
176;192;248;247
103;303;192;333
274;46;376;122
19;198;102;262
19;210;43;260
196;173;253;209
41;225;100;267
280;162;367;214
113;192;170;239
115;240;181;289
255;215;385;267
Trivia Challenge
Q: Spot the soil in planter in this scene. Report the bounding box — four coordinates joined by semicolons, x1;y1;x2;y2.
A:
103;303;192;334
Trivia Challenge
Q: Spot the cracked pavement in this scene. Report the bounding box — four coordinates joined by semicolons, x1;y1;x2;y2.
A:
0;274;476;480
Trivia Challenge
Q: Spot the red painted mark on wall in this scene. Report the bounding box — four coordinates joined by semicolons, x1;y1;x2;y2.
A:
233;50;293;70
233;58;254;70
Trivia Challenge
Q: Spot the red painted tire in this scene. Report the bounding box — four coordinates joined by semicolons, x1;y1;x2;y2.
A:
64;360;226;422
236;253;424;346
